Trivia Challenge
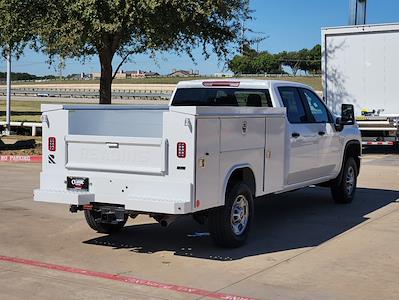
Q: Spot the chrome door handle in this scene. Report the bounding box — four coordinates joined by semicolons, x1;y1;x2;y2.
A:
106;142;119;148
292;132;300;138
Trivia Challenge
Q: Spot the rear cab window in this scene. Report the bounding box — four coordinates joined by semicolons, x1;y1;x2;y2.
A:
171;88;272;107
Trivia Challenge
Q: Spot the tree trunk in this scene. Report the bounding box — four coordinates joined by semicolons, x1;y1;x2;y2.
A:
99;51;114;104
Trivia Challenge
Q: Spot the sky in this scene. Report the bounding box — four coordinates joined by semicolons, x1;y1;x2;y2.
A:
1;0;399;76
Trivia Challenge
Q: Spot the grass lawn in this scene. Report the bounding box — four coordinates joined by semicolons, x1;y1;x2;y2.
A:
0;100;43;122
6;76;322;90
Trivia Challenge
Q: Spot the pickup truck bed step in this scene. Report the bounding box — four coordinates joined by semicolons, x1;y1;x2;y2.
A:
34;189;94;205
126;196;191;214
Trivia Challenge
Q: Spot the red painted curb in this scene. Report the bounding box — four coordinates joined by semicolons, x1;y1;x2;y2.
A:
0;155;42;163
0;255;256;300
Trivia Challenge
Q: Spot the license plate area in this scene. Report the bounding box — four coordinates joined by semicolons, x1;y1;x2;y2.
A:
67;177;89;191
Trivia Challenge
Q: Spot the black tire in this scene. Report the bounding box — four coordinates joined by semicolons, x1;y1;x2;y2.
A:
84;209;127;234
208;182;253;248
331;157;358;204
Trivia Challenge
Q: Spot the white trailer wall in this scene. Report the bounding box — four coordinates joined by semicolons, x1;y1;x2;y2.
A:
322;24;399;116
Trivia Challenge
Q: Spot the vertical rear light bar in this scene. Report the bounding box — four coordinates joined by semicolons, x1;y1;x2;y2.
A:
48;137;56;151
177;142;186;158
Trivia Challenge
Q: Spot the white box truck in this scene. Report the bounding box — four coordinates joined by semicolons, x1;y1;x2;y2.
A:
34;80;361;247
322;23;399;147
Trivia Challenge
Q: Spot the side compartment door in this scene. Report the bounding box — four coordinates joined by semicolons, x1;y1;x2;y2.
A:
195;118;220;211
278;87;320;185
264;116;286;193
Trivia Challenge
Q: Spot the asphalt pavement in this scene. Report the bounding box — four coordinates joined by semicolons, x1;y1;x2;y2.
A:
0;151;398;300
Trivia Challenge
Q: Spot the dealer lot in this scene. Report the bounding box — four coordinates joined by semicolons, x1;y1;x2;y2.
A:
0;151;398;300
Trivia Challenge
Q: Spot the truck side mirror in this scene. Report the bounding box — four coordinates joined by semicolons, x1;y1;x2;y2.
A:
341;104;355;125
335;104;355;131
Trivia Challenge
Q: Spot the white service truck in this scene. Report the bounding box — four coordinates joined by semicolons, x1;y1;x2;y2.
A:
322;23;399;147
34;80;361;247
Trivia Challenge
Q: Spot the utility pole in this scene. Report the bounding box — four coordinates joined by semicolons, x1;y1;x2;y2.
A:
240;20;245;54
3;49;11;135
349;0;367;25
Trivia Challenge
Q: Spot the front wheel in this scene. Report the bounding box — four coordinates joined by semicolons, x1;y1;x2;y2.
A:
331;157;358;204
208;182;253;248
84;209;127;234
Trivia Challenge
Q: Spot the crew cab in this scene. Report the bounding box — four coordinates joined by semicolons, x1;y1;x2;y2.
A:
34;80;362;247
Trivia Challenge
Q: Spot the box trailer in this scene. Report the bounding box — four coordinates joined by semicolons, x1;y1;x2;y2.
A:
322;23;399;147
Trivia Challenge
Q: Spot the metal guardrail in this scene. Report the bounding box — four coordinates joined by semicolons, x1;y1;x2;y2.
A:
0;88;173;100
0;74;322;84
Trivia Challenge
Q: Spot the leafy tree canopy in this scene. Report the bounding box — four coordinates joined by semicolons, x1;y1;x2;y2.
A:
0;0;49;58
229;44;321;75
36;0;250;103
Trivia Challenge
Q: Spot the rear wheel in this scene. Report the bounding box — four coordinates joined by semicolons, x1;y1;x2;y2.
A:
84;209;127;234
331;157;358;204
208;182;253;248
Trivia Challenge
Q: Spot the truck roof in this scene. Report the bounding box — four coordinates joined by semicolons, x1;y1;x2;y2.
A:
176;79;312;90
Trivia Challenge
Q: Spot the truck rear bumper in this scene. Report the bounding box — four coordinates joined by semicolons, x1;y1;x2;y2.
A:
33;189;192;215
34;189;94;205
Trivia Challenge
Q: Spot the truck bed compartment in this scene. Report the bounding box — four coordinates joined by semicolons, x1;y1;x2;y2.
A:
65;135;168;175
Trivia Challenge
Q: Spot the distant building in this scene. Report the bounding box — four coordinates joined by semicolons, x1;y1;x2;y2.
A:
92;71;126;80
214;72;234;78
92;70;159;80
65;73;93;80
114;71;127;80
80;72;93;80
125;70;160;78
169;69;200;77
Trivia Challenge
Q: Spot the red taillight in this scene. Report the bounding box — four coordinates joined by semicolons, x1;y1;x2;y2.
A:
48;137;56;151
202;81;240;87
177;142;186;158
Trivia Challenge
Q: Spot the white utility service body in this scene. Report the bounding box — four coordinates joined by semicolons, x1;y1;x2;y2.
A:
322;23;399;146
34;80;361;247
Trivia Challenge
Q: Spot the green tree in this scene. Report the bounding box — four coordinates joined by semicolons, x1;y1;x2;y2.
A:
228;55;254;74
279;45;321;75
0;0;43;57
229;48;282;75
0;1;43;82
38;0;250;104
279;50;303;75
253;51;281;74
305;44;321;74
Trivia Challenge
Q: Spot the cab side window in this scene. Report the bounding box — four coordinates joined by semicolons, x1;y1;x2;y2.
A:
300;89;331;123
278;87;307;123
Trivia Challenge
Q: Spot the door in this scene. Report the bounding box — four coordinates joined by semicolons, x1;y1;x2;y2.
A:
195;118;220;211
299;88;341;177
278;87;320;185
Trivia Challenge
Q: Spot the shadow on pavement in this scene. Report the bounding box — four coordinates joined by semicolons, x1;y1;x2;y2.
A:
0;138;36;150
83;187;399;261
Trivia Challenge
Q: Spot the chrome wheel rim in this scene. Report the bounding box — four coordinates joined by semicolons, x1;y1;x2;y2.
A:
345;166;355;195
231;195;249;235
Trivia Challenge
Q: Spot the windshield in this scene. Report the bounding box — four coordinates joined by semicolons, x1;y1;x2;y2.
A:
171;88;272;107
